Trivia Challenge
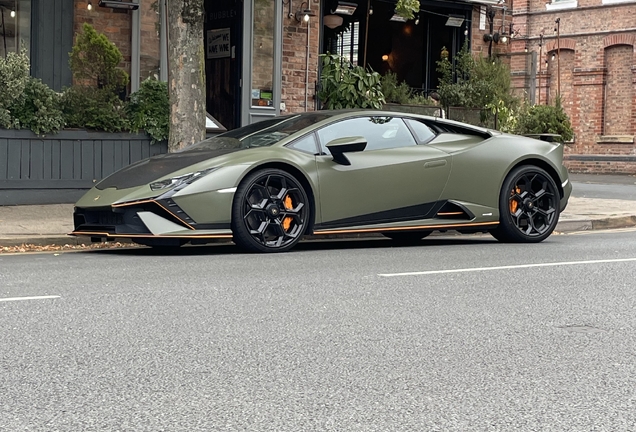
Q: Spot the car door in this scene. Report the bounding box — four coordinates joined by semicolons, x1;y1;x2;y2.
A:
314;115;452;228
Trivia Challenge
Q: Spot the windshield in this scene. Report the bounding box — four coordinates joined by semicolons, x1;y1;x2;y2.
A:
180;113;333;152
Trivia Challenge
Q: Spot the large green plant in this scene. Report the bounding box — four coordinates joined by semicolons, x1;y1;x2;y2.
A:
126;78;169;142
381;71;412;104
0;50;31;129
381;71;434;106
69;23;129;91
516;97;574;142
61;86;127;132
0;50;65;134
318;53;385;110
436;43;517;111
9;78;65;134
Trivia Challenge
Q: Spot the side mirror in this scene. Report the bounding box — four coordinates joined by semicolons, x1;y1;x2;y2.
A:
325;136;367;166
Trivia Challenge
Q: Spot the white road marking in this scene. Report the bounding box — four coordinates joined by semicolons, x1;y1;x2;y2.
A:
0;295;60;302
379;257;636;277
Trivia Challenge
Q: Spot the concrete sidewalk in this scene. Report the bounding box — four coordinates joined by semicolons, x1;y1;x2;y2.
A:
1;195;635;248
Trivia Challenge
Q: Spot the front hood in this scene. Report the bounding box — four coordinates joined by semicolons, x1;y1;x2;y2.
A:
96;148;245;190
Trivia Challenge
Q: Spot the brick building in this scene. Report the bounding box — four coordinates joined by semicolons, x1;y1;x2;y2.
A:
510;0;636;174
4;0;507;131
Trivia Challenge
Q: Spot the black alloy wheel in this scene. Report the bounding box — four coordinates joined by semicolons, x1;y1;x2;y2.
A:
382;231;431;244
232;168;309;252
491;165;560;243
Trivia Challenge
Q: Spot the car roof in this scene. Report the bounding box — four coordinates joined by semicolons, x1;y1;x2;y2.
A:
303;109;493;134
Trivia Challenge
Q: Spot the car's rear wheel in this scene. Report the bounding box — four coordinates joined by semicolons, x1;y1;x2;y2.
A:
382;231;431;244
491;165;560;243
232;168;309;253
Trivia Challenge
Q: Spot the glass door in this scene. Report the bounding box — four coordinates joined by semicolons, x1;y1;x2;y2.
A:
242;0;282;125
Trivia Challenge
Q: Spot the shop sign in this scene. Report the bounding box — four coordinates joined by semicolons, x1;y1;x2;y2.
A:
207;28;230;59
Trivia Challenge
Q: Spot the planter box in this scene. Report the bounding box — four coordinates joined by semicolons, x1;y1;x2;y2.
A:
0;129;168;205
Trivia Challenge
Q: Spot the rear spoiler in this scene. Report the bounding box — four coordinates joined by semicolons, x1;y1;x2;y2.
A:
523;133;563;143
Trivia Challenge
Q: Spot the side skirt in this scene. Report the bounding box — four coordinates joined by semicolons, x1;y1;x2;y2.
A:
312;221;499;236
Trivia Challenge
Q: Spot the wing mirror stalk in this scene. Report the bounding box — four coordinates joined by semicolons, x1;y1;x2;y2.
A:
325;137;367;166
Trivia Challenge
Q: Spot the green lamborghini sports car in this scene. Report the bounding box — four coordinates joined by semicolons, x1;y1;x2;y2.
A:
71;110;572;252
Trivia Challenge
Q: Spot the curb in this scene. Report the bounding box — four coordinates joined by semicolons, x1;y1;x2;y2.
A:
1;215;635;249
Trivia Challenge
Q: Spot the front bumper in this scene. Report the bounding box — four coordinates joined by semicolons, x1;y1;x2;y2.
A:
71;198;232;241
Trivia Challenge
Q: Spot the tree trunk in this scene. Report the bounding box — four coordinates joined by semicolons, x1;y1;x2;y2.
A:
167;0;206;152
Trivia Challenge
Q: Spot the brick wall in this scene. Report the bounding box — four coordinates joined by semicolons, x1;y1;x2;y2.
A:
511;0;636;173
281;0;320;113
469;6;511;58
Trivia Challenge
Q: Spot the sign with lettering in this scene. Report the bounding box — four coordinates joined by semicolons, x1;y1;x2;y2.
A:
207;28;230;59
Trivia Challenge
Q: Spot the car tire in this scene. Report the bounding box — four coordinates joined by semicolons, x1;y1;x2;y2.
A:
491;165;560;243
232;168;310;253
382;231;431;244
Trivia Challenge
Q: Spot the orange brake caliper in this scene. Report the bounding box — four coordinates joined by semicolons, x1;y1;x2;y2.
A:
282;195;294;231
510;187;521;213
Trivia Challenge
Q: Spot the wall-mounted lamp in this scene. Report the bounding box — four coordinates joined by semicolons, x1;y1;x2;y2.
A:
414;15;420;25
98;0;139;10
295;7;315;22
10;9;15;18
331;1;357;15
483;32;501;43
382;54;389;61
87;1;93;10
369;5;373;15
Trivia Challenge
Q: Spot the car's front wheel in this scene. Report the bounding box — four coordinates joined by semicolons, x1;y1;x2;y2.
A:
232;168;310;253
491;165;560;243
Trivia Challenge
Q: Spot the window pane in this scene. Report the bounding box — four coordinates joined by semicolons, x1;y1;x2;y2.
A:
405;119;436;143
0;0;31;57
318;116;416;154
251;0;274;107
337;21;359;65
139;0;160;84
289;133;319;154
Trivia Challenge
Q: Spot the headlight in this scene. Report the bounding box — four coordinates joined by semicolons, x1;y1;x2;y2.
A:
150;168;217;191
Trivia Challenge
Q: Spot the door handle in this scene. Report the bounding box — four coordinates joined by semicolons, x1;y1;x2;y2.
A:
424;160;447;169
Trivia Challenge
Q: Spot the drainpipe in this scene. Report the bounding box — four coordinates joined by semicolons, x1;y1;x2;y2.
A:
305;19;310;112
131;1;141;92
159;0;168;82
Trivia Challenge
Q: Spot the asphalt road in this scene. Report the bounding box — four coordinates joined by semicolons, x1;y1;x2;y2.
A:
2;230;636;431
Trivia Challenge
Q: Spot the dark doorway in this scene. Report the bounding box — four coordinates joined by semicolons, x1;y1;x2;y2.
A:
205;0;241;130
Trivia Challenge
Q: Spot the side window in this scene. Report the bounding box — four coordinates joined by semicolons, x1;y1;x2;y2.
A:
317;116;417;154
287;133;319;155
405;119;436;144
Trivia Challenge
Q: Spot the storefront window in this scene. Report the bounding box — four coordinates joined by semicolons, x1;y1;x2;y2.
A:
139;0;161;85
0;0;30;58
251;0;275;107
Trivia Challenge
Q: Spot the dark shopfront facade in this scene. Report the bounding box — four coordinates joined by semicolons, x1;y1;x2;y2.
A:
204;0;504;130
2;0;503;129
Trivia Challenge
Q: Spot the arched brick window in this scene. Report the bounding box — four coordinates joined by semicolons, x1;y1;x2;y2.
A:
603;44;633;135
